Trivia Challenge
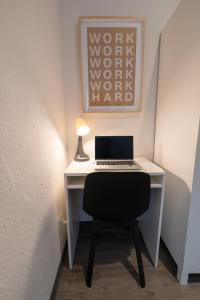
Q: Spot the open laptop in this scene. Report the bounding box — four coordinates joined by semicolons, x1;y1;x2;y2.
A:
95;136;140;170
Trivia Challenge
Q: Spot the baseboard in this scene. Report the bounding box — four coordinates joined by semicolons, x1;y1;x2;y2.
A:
50;222;92;299
50;240;68;300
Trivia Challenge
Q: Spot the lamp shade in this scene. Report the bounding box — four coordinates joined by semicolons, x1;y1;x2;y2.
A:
75;118;90;136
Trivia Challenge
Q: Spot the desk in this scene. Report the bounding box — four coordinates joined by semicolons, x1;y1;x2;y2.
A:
64;157;165;269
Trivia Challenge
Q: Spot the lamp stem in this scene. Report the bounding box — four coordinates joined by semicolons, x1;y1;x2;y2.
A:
74;136;89;161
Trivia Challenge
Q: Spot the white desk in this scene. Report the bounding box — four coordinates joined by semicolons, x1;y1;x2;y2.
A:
64;157;165;269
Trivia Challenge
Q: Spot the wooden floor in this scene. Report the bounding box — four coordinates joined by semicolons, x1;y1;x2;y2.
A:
55;224;200;300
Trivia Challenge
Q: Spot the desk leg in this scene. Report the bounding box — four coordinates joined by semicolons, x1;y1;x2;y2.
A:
177;267;188;285
139;186;165;267
66;188;82;269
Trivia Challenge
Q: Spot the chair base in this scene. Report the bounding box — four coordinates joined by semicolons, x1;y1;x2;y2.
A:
86;219;146;288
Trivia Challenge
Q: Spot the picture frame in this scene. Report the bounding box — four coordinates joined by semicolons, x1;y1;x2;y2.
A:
80;16;144;113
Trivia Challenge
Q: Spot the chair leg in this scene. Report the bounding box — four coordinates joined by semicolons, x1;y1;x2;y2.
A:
86;226;97;287
132;222;145;288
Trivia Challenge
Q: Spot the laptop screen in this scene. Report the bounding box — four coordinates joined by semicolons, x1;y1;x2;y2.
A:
95;136;133;160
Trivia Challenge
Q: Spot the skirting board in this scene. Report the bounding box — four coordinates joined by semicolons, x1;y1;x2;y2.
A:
50;240;68;300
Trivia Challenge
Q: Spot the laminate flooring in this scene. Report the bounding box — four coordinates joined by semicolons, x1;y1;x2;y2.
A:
55;224;200;300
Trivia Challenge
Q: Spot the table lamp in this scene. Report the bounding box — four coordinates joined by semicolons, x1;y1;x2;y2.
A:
74;118;90;161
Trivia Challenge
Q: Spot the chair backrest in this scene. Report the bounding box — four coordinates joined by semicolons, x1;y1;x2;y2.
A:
83;172;150;222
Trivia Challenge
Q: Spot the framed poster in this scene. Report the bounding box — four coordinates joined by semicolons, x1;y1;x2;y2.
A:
80;17;144;113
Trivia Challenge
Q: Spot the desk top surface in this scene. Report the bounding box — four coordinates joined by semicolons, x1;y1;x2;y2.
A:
64;157;165;176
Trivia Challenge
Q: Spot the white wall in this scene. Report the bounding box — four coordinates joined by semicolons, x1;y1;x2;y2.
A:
154;0;200;273
61;0;181;162
0;1;67;299
183;122;200;273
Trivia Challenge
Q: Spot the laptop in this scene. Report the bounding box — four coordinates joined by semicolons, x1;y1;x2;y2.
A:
95;136;140;170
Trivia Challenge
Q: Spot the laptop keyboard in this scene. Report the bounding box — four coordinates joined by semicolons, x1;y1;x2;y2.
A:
97;160;135;166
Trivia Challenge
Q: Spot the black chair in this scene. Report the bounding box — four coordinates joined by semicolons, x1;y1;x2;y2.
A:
83;172;150;288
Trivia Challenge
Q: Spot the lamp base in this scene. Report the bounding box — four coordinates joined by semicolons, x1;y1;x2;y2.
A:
74;136;90;162
74;153;90;162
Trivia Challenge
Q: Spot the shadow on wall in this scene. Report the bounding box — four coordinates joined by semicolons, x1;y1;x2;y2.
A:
22;208;65;300
140;36;161;159
161;168;191;268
